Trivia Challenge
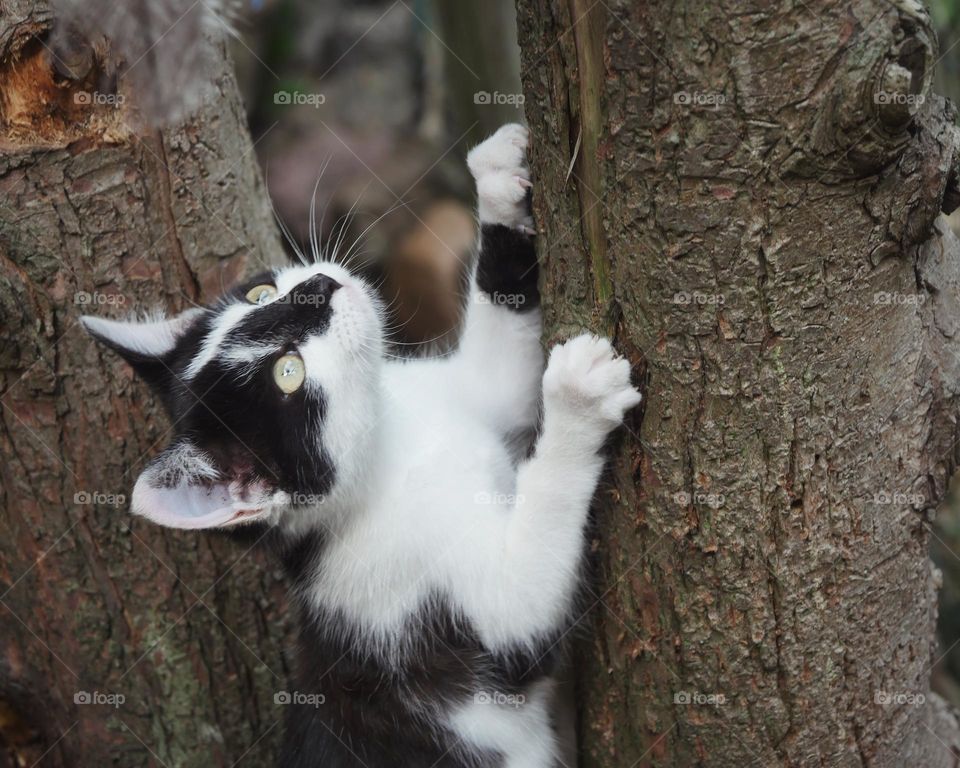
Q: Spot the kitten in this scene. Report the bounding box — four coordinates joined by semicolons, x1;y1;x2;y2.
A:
82;124;641;767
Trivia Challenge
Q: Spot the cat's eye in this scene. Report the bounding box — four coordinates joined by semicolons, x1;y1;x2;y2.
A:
273;353;306;394
246;284;277;305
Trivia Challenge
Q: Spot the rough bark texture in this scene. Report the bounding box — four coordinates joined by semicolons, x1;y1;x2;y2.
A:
516;0;960;765
0;3;289;765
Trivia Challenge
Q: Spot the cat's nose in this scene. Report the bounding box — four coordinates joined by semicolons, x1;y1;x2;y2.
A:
295;274;342;306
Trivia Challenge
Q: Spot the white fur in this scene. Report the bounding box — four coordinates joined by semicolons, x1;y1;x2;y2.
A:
184;302;255;379
80;309;203;357
448;679;559;768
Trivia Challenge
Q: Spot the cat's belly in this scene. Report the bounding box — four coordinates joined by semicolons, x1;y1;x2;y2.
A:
307;405;519;636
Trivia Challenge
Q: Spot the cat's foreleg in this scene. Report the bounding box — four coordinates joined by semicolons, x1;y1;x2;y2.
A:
452;123;543;433
495;335;641;641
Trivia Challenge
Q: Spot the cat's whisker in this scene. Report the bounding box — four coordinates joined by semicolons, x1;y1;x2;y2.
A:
264;165;311;266
338;199;409;271
328;182;372;266
308;160;332;265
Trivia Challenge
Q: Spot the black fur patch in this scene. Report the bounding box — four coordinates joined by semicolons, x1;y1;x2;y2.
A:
475;225;539;312
168;352;334;495
228;273;341;346
107;273;340;496
271;532;562;768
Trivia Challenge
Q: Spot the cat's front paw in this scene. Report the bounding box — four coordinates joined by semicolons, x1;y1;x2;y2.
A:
467;123;533;232
543;334;642;437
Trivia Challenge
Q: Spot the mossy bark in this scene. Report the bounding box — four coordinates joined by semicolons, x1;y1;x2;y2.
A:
0;3;289;765
516;0;960;765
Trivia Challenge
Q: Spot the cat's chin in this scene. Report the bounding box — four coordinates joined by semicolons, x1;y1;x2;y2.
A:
327;279;383;359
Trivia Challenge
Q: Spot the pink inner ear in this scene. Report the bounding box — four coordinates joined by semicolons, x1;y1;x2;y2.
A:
132;475;273;529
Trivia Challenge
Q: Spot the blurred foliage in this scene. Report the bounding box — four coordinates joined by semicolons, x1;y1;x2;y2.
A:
227;0;523;348
932;0;960;106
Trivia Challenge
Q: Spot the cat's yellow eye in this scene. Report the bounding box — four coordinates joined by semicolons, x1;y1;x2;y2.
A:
246;284;278;305
273;353;306;394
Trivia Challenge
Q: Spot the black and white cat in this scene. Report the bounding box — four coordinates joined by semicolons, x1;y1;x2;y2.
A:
82;124;641;767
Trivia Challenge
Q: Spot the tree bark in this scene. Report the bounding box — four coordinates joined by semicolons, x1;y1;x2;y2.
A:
515;0;960;765
0;3;289;765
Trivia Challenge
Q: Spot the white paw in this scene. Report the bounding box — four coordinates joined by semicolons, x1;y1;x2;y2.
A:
467;123;533;231
543;334;642;429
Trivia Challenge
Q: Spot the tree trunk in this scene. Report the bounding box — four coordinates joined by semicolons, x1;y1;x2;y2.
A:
515;0;960;765
0;4;289;766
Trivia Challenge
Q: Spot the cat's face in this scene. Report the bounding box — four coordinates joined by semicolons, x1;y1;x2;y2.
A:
82;262;383;530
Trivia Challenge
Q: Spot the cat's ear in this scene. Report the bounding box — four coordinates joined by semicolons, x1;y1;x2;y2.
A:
131;440;277;529
80;309;204;386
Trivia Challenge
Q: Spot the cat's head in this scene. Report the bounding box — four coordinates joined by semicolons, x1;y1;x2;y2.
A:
82;261;383;530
